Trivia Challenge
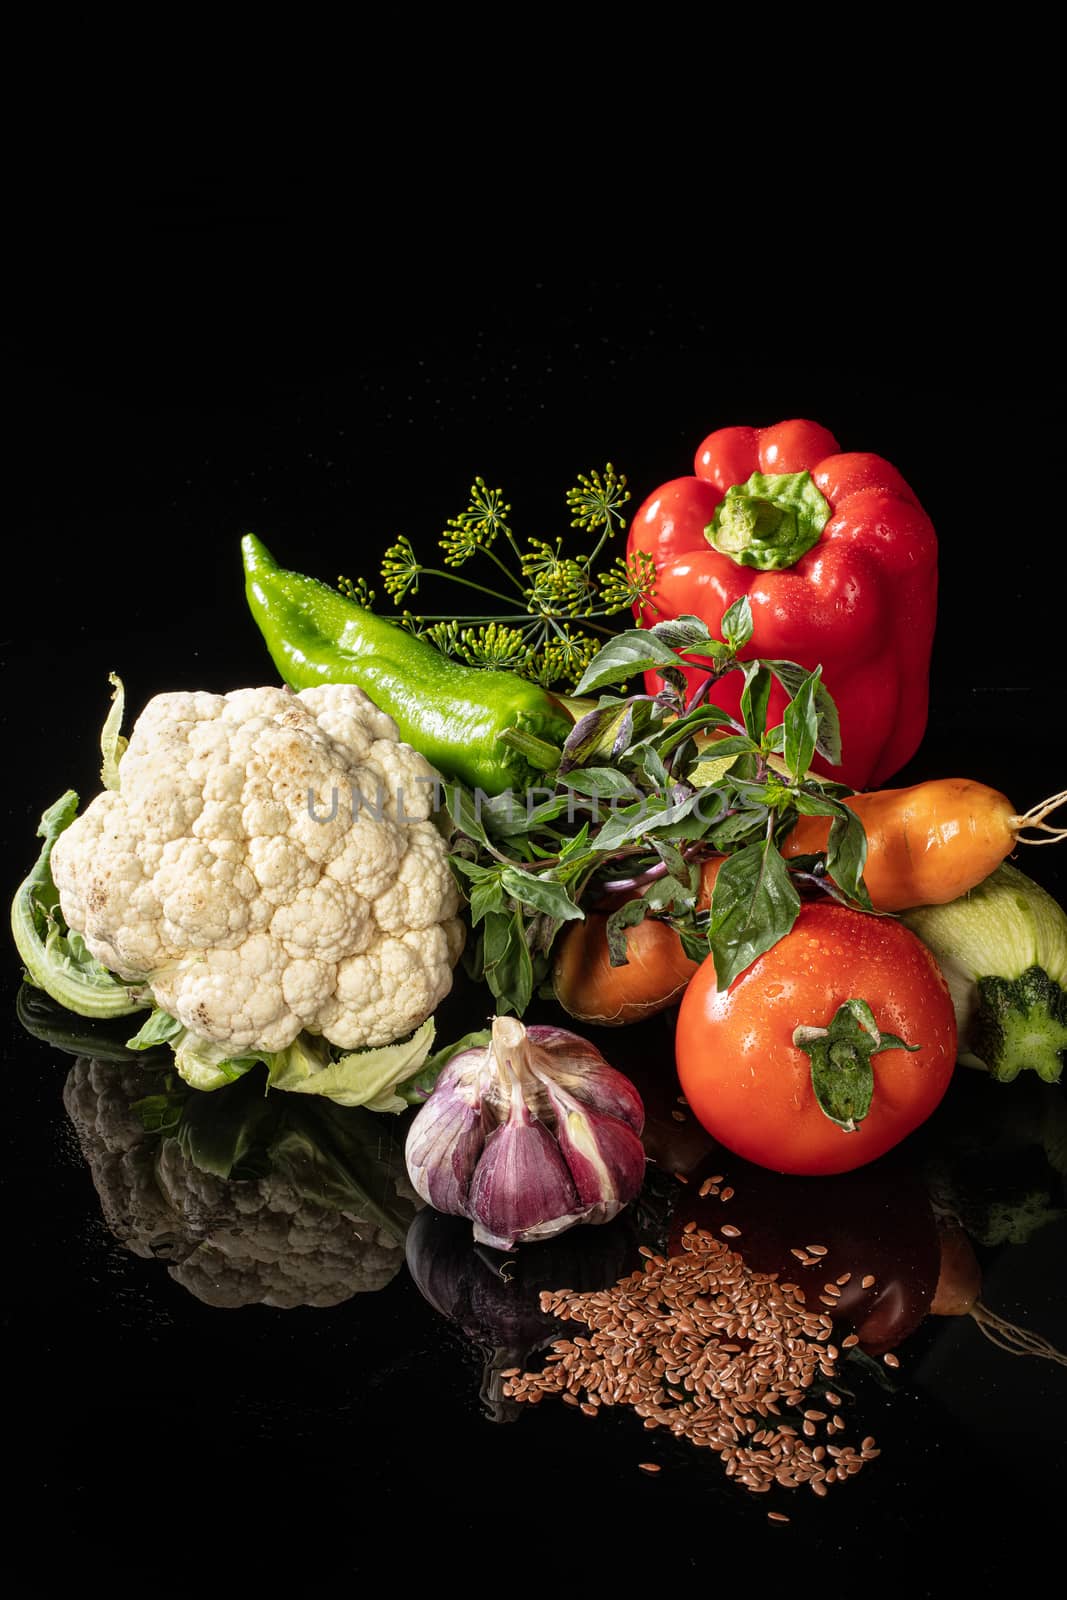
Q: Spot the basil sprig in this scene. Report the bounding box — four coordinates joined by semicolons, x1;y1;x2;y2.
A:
448;602;870;1011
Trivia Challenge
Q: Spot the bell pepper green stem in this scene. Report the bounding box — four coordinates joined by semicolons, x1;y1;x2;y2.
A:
706;470;831;571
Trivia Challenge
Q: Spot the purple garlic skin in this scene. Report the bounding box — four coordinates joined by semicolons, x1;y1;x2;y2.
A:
403;1015;648;1249
527;1026;645;1135
543;1078;647;1221
467;1061;581;1251
404;1065;485;1215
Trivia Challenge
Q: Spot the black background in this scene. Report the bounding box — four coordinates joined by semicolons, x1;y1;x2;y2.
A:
4;208;1065;1588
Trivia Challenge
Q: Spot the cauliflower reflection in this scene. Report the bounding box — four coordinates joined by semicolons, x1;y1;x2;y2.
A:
63;1056;422;1308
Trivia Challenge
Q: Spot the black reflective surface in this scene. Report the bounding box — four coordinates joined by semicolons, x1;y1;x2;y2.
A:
6;251;1065;1588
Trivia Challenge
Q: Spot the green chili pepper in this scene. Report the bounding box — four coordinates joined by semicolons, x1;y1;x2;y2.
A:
242;534;571;796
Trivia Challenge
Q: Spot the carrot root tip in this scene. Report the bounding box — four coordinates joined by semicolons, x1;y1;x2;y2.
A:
1010;788;1067;844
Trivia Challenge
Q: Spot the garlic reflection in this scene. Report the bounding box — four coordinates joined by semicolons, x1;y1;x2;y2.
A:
405;1207;640;1420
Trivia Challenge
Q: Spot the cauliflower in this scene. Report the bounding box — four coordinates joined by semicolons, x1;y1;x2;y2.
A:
50;683;463;1056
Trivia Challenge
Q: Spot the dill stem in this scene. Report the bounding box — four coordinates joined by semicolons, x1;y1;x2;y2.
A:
478;543;528;595
416;570;519;606
412;613;538;624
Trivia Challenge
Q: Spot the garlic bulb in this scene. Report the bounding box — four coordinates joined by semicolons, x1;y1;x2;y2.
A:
404;1016;646;1249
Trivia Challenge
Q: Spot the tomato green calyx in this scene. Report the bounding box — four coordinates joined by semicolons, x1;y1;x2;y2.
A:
793;998;919;1133
706;470;831;572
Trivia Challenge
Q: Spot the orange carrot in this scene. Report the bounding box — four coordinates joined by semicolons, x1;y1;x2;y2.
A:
781;779;1067;911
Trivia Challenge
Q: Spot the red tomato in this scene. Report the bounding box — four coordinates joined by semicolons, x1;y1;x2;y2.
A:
674;902;958;1176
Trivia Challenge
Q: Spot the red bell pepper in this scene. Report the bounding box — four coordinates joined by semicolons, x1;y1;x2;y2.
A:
625;418;938;791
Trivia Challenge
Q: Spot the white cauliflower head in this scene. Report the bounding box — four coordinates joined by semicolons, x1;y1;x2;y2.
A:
51;684;464;1053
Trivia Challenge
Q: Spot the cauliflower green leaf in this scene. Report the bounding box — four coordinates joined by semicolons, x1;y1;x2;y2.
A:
99;672;128;791
268;1017;436;1110
11;791;151;1020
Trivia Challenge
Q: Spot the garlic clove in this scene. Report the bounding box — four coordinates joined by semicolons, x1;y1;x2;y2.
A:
549;1059;646;1136
405;1078;485;1216
545;1080;647;1218
468;1059;580;1251
507;1021;646;1134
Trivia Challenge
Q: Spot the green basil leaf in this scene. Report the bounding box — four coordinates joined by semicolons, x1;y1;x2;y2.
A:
767;659;842;766
448;784;492;847
482;910;534;1016
461;922;486;983
685;740;759;789
649;615;714;650
594;792;702;852
694;638;732;663
481;909;512;968
740;661;772;741
788;790;871;908
556;823;594;865
643;874;695;913
625;741;671;791
651;836;692;884
564;767;644;800
476;790;536;837
783;666;822;781
591;801;654;852
689;785;731;825
513;794;584;832
449;856;501;885
573;630;685;696
651;705;735;761
653;809;719;843
827;810;872;909
675;924;712;963
708;837;801;989
788;790;842;818
687;734;756;767
559;700;637;774
469;875;509;925
635;792;705;837
498;867;584;923
709;809;770;850
727;750;761;783
721;596;753;650
605;897;647;965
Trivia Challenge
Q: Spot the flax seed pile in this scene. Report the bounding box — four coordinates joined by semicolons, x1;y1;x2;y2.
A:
502;1225;880;1497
